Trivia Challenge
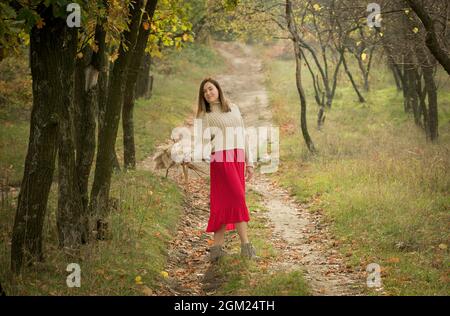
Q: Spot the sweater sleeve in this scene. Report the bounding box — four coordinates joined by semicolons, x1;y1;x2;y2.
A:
234;104;255;168
197;111;212;161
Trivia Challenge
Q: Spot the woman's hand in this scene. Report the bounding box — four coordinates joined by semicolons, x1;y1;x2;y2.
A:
245;166;254;181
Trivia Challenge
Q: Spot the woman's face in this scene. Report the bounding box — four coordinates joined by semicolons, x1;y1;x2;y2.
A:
203;82;219;103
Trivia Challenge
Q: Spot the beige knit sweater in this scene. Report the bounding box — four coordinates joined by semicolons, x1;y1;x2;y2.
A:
198;101;255;167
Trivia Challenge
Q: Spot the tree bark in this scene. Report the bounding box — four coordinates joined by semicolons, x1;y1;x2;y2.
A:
301;50;326;129
11;8;77;273
73;20;108;244
410;68;423;126
56;24;83;250
298;40;331;107
123;0;158;169
341;49;365;103
415;69;427;129
286;0;316;153
135;53;153;99
89;0;144;235
389;62;402;91
423;68;438;141
404;64;419;116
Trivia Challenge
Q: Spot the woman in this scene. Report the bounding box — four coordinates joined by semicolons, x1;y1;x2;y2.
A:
196;78;258;262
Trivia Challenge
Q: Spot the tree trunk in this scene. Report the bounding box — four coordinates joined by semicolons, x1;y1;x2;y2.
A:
384;46;404;92
11;10;76;273
135;54;153;99
123;0;158;170
301;50;326;130
416;48;439;141
405;64;420;122
329;53;343;107
354;48;374;92
56;24;83;250
402;58;413;113
89;0;144;236
411;68;423;126
97;45;112;135
286;0;316;153
298;40;330;108
341;49;365;103
415;70;427;129
389;62;402;91
423;71;438;141
97;56;121;174
73;21;107;244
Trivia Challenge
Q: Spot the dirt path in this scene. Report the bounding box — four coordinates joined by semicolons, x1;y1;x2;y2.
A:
140;41;365;296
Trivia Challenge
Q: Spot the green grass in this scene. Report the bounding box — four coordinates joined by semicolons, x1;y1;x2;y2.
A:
256;42;450;296
0;170;183;295
0;43;226;295
214;189;310;296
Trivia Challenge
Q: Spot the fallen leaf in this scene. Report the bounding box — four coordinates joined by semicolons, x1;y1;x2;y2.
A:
135;275;143;285
141;285;153;296
160;271;169;279
386;257;400;264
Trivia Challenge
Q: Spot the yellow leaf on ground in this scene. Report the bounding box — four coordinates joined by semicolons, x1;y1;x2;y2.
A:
160;271;169;278
135;275;143;285
438;243;447;250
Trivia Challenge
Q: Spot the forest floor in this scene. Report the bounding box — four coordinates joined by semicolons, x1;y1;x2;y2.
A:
140;42;368;296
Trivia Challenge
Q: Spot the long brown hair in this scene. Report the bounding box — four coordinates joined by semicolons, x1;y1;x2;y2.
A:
196;78;231;118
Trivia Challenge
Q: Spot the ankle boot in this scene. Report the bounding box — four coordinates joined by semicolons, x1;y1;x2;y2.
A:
209;244;226;262
240;242;259;260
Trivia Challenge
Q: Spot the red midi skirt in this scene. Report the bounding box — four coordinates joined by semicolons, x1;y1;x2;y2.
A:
206;148;250;233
